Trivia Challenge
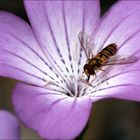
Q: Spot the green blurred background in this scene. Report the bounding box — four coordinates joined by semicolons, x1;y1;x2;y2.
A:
0;0;140;140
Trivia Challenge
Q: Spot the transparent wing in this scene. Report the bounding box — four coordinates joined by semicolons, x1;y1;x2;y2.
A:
78;31;94;59
105;55;139;65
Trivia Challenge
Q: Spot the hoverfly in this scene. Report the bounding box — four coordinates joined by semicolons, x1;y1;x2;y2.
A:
78;31;139;82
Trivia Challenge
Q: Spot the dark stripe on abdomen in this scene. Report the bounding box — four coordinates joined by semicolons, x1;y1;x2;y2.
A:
99;51;109;58
104;45;117;55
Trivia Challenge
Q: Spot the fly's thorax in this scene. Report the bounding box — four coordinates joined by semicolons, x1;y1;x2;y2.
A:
84;58;101;75
89;58;101;68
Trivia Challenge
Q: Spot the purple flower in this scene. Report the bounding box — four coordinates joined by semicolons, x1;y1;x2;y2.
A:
0;110;20;139
0;0;140;139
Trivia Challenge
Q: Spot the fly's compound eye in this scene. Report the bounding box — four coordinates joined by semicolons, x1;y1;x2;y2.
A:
83;64;89;71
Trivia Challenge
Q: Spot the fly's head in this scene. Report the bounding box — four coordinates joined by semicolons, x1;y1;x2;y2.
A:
83;63;95;82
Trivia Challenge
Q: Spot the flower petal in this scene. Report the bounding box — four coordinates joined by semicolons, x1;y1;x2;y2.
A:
87;1;140;102
88;68;140;102
24;0;100;77
0;12;61;86
12;83;92;139
93;1;140;57
0;110;20;139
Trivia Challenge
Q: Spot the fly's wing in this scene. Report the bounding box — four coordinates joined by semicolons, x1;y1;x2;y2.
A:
105;55;139;65
78;31;94;60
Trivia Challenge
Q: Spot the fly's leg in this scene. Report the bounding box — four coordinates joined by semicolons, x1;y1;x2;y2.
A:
80;78;95;88
104;75;109;85
99;68;109;85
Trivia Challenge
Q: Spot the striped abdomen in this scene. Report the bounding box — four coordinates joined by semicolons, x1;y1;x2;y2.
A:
95;43;117;65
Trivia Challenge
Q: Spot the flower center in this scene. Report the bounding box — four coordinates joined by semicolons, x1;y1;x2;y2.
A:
47;71;108;98
65;75;85;97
